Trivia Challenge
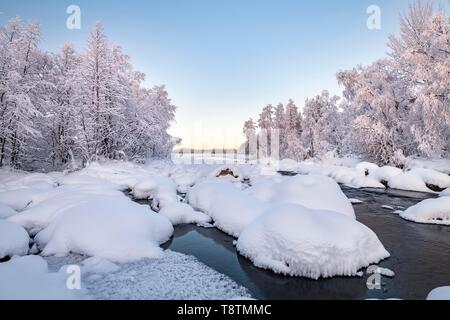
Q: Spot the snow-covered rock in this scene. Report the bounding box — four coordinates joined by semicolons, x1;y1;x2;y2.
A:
132;176;178;210
426;286;450;300
35;197;174;262
388;168;450;193
400;197;450;226
369;166;402;184
0;203;17;219
0;220;30;259
188;180;267;237
236;204;390;279
278;159;299;172
159;203;211;225
355;162;380;176
249;175;356;219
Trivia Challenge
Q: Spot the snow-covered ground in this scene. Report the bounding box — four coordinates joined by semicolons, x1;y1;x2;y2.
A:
0;157;449;299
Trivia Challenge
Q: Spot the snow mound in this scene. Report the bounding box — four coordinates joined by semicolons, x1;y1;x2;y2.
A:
9;186;125;234
0;220;30;259
46;250;251;300
159;203;211;225
188;180;267;237
0;255;86;300
388;169;450;193
278;159;299;172
400;197;450;226
236;204;390;279
252;175;355;219
0;188;43;211
355;162;380;176
426;286;450;300
132;176;178;210
369;166;402;184
0;203;17;219
35;197;174;262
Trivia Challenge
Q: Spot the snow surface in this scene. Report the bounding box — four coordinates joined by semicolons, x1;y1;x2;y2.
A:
400;197;450;226
236;204;390;279
0;255;87;300
45;251;252;300
0;220;30;258
159;202;211;225
0;203;17;219
426;286;450;300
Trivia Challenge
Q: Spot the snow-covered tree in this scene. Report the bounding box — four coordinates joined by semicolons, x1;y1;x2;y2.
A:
302;91;340;158
0;18;177;170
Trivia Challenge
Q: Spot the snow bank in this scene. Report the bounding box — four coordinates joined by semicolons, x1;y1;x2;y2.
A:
188;180;267;237
236;204;389;279
0;255;86;300
0;203;17;219
0;220;29;259
426;286;450;300
35;197;173;262
159;203;211;225
132;176;178;210
400;197;450;226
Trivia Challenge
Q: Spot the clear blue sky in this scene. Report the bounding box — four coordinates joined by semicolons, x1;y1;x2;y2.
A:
1;0;446;148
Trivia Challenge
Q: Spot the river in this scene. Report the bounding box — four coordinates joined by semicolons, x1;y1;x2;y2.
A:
162;185;450;300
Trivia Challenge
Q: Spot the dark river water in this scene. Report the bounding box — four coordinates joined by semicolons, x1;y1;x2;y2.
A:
162;186;450;300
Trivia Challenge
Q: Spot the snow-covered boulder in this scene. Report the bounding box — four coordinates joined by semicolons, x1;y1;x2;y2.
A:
236;204;390;279
188;180;267;237
0;203;17;219
369;166;402;185
388;169;450;193
0;255;86;300
35;197;173;262
159;203;211;226
0;220;30;259
278;159;299;172
426;286;450;300
132;176;178;210
355;162;380;176
261;175;355;219
400;197;450;226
